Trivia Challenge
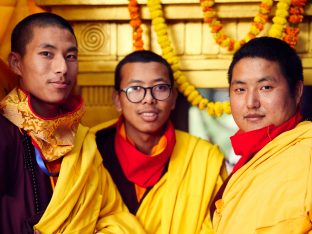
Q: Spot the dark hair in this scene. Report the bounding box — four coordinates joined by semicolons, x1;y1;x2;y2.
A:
228;37;303;97
114;50;174;90
11;12;76;56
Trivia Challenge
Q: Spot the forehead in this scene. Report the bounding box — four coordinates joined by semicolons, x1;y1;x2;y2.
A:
232;57;285;83
26;25;77;49
120;61;170;83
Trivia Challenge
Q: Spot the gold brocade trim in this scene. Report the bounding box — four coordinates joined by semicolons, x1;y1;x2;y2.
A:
0;88;85;161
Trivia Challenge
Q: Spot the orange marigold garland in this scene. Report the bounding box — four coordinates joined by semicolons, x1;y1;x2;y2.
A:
200;0;273;52
128;0;144;50
147;0;231;117
283;0;307;48
131;0;308;116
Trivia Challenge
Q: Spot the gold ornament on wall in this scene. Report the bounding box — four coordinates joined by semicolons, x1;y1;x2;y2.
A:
78;23;107;54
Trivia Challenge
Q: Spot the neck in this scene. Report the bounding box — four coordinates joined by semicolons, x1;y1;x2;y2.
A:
134;135;160;155
125;127;164;155
30;94;60;118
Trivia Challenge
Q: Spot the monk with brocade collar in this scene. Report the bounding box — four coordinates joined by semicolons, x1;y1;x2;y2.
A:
0;12;145;234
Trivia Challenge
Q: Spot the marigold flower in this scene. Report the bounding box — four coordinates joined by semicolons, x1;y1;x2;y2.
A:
191;95;203;106
199;99;209;110
178;82;189;93
223;102;231;114
214;102;223;117
183;85;195;96
254;14;268;23
207;102;215;116
171;63;180;72
291;0;307;7
150;10;163;18
187;90;200;102
288;14;304;23
273;16;288;25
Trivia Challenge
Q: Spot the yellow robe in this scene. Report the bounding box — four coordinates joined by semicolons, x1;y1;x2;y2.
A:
91;120;226;234
34;124;145;234
213;121;312;234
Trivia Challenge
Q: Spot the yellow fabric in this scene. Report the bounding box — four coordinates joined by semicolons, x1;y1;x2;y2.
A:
35;124;146;234
213;121;312;234
0;88;84;161
91;119;226;234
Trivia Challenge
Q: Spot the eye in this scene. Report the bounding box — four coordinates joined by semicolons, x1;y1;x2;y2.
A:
233;87;245;93
66;54;77;62
260;85;272;91
39;51;53;58
154;84;170;92
127;86;143;92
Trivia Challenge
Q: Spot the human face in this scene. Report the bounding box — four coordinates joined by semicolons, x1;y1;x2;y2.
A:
229;57;302;132
113;62;177;137
9;26;78;117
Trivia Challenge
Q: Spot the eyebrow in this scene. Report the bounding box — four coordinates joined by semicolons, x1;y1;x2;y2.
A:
127;77;169;85
39;43;78;53
231;80;245;85
231;76;277;85
257;77;276;83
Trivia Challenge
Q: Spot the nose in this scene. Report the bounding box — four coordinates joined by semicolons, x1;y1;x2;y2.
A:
142;87;156;104
246;90;260;109
53;55;67;75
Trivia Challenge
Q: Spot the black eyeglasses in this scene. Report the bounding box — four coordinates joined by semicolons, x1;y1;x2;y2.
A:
120;84;172;103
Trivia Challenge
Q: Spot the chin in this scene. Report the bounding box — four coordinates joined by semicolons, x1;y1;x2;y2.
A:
140;126;163;134
47;98;68;105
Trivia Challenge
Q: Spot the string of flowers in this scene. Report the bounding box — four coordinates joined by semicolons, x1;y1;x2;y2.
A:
268;0;292;39
200;0;273;52
128;0;144;50
147;0;231;116
282;0;307;48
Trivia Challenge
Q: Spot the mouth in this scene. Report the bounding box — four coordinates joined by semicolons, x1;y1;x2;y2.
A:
139;111;159;122
49;81;70;89
244;114;265;122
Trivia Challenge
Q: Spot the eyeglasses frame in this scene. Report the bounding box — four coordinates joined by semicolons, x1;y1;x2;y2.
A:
119;83;172;103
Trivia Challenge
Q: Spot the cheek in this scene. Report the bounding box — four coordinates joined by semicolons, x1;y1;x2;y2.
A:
230;96;242;112
67;64;78;76
263;93;288;111
119;100;136;115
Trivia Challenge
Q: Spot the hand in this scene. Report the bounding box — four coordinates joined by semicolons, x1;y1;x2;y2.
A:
34;230;40;234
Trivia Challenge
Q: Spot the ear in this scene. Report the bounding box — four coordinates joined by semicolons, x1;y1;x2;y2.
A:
8;52;22;76
295;80;304;106
170;87;178;111
112;90;122;112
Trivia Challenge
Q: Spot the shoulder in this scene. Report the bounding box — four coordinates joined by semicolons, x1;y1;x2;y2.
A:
291;121;312;149
0;114;12;127
0;115;23;194
295;120;312;134
175;129;220;150
174;129;224;164
0;114;20;138
297;120;312;129
90;119;118;135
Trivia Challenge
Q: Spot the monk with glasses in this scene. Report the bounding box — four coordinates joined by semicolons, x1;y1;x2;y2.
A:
89;50;227;233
